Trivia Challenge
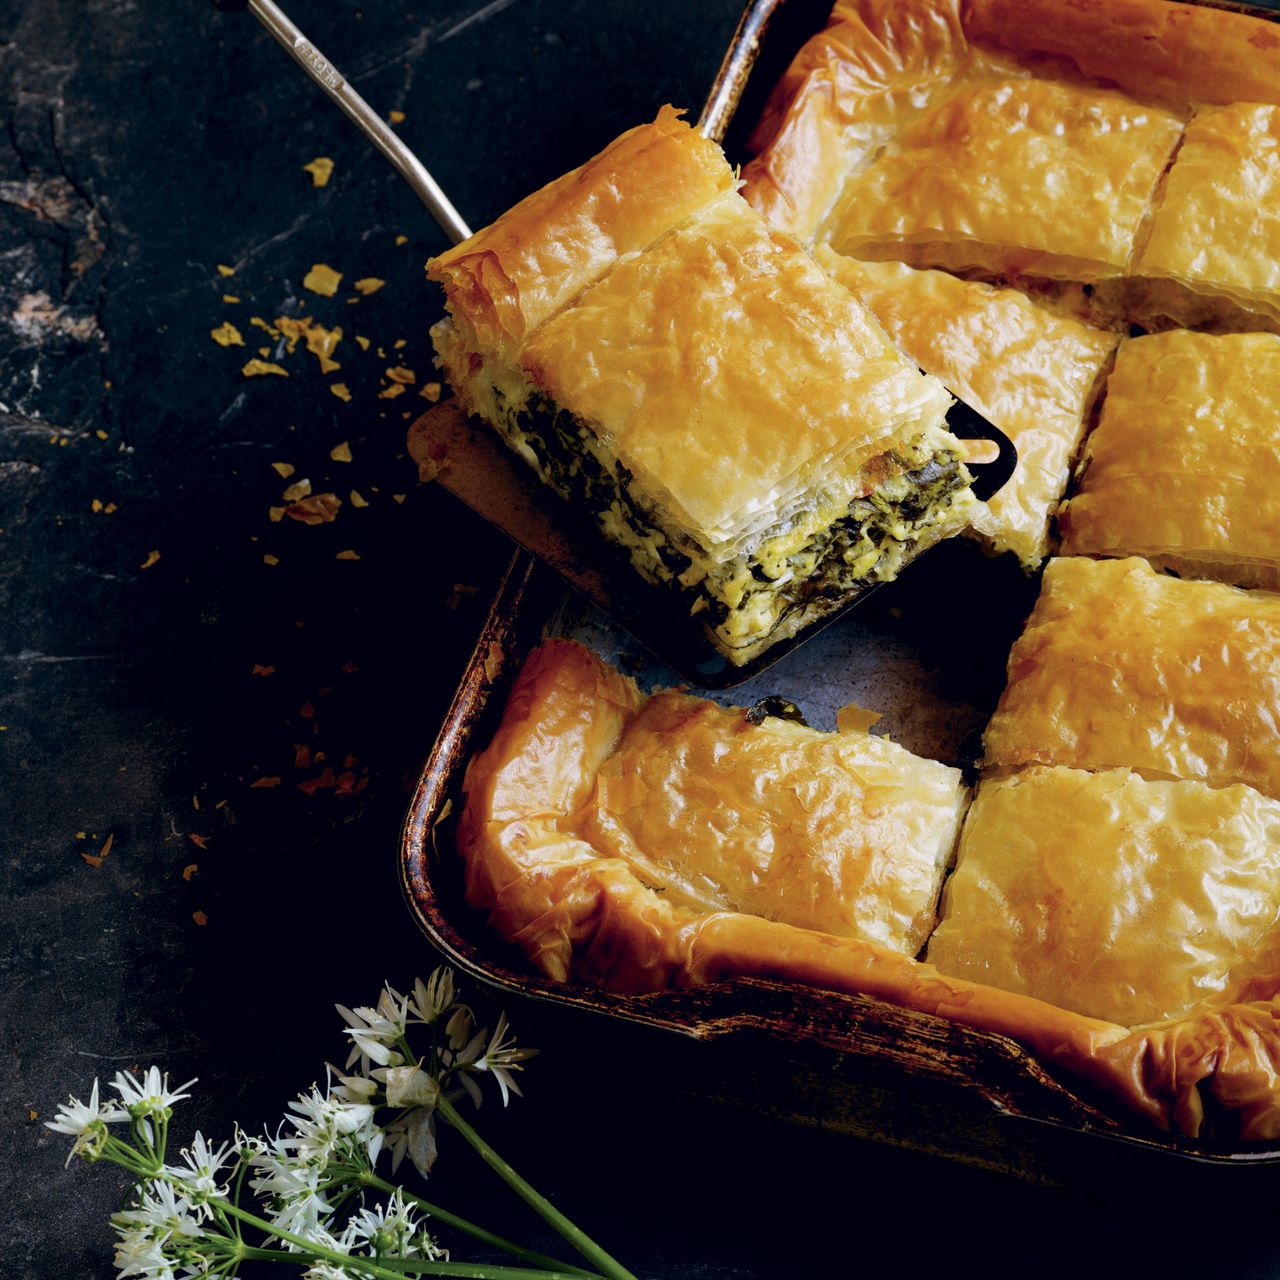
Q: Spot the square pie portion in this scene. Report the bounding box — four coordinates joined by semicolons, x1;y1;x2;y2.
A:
1134;103;1280;327
462;640;968;966
430;110;975;665
983;556;1280;801
927;766;1280;1026
827;76;1183;281
1060;331;1280;588
818;251;1117;567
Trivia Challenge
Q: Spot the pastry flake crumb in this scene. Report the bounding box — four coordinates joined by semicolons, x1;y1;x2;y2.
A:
335;549;361;560
271;461;295;478
355;335;370;351
140;550;160;570
329;441;353;463
354;277;385;295
378;383;406;400
216;264;235;277
281;478;312;502
210;321;244;347
394;234;408;246
303;263;343;297
241;358;288;378
222;294;240;304
388;110;405;124
349;489;368;508
285;493;342;525
182;863;198;880
420;381;442;402
330;382;352;402
303;156;334;187
250;776;282;788
262;554;280;566
192;910;208;927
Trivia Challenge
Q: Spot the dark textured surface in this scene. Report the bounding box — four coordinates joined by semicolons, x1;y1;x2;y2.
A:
6;2;1280;1277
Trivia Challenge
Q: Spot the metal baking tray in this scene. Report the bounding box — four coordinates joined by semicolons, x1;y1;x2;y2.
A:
401;0;1280;1176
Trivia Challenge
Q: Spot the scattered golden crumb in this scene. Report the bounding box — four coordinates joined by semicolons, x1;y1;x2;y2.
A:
354;277;385;295
341;661;358;673
285;493;342;525
271;461;295;478
192;795;200;810
392;494;406;504
393;339;407;350
395;234;408;246
336;549;361;560
28;1110;37;1121
330;441;353;463
349;489;368;508
257;346;271;357
81;852;105;869
251;663;276;676
104;502;117;514
263;554;280;566
217;264;235;277
222;294;241;304
95;429;108;440
277;316;343;372
91;498;103;513
303;263;343;297
242;359;288;378
303;156;334;187
140;550;160;570
268;506;285;522
192;910;208;927
75;831;86;840
386;365;415;384
182;863;199;881
281;478;312;502
378;383;406;400
388;109;405;123
251;316;281;340
330;382;352;402
250;776;282;788
420;381;442;402
189;833;209;850
211;321;244;347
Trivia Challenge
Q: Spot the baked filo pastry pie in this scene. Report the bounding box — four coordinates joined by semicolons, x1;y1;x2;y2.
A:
460;639;1280;1137
983;556;1280;802
1059;330;1280;588
428;108;978;666
741;0;1280;329
817;251;1117;568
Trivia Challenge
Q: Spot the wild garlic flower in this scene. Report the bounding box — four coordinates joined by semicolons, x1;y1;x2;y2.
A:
406;971;455;1026
339;1188;446;1261
113;1181;210;1280
473;1013;536;1106
246;1131;338;1242
162;1132;233;1210
286;1084;379;1166
337;989;409;1072
112;1222;177;1280
45;1079;128;1163
112;1068;197;1120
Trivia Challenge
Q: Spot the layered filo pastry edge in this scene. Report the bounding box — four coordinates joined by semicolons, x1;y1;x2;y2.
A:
428;108;978;665
459;639;1280;1139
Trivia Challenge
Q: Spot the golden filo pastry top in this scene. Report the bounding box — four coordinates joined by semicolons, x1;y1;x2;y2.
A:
458;639;1280;1138
461;639;967;964
927;766;1280;1028
817;250;1117;567
428;109;977;666
740;0;1280;326
1059;330;1280;589
982;556;1280;802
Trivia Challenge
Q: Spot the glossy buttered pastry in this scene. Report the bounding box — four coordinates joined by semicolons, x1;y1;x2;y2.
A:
817;251;1117;567
983;556;1280;802
428;108;977;666
1059;331;1280;588
742;0;1280;329
460;639;1280;1138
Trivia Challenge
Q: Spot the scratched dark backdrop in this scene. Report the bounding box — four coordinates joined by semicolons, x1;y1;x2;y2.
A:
6;1;1280;1277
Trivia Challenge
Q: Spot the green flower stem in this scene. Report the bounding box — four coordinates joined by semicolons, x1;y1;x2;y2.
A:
363;1174;596;1278
219;1203;587;1280
435;1097;636;1280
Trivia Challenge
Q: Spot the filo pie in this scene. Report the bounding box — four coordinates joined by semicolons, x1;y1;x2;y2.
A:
1059;331;1280;588
459;640;1280;1137
982;556;1280;802
428;108;977;667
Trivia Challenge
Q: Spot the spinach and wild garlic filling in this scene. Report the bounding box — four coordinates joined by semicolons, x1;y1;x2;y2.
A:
483;374;970;653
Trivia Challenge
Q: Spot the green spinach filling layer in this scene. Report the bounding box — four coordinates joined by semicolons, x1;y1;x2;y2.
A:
495;387;968;651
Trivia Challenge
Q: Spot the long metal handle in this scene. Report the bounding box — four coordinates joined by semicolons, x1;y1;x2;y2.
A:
217;0;473;246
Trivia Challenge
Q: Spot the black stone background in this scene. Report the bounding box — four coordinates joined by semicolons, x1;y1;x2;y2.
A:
6;1;1280;1276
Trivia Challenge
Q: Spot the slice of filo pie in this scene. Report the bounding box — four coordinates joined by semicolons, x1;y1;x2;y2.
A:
982;556;1280;802
427;108;977;666
1059;330;1280;589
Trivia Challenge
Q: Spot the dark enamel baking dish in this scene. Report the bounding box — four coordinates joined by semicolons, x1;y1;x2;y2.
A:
402;0;1280;1179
